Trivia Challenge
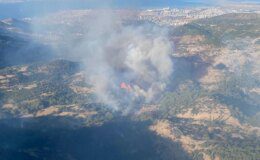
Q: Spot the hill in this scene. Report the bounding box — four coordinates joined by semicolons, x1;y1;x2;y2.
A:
0;12;259;160
0;18;53;68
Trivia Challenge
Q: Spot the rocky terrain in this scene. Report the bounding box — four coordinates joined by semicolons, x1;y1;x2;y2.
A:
0;8;259;160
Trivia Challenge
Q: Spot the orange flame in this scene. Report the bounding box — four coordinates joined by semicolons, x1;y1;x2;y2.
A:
120;82;132;92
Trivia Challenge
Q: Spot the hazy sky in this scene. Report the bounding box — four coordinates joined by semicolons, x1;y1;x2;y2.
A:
0;0;259;19
0;0;259;4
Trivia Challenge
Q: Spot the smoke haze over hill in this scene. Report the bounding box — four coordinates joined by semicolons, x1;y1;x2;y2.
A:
44;11;174;108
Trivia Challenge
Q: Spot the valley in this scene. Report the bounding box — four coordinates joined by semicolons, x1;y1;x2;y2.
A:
0;6;259;160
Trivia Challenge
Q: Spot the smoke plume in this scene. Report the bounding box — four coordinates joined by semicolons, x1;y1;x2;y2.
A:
32;10;174;109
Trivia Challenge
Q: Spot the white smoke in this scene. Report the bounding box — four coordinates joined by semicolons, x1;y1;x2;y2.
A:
32;10;174;109
72;12;174;108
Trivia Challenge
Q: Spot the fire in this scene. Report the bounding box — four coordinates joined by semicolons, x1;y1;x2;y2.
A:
120;82;132;92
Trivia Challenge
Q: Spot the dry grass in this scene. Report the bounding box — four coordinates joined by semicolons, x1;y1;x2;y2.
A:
3;103;17;110
177;97;241;127
250;88;260;94
23;83;37;90
69;85;94;94
0;75;6;80
136;105;158;115
36;106;59;117
35;105;98;119
41;92;54;97
180;35;206;44
0;74;15;80
199;67;224;86
150;120;206;154
76;111;97;118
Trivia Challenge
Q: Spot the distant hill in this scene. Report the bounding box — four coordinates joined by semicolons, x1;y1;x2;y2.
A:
0;18;53;68
0;12;259;160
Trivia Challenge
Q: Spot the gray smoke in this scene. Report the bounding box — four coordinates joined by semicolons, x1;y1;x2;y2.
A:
32;10;174;109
